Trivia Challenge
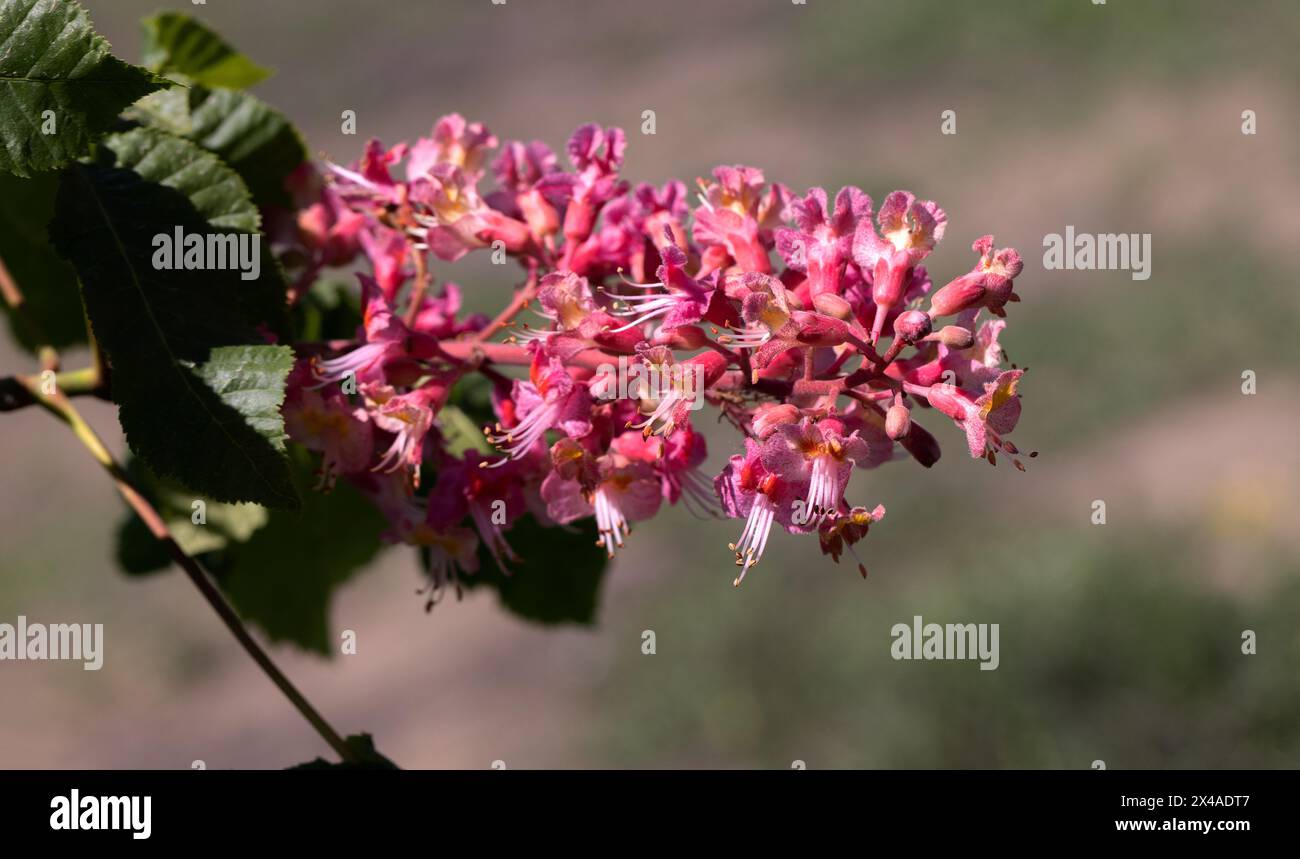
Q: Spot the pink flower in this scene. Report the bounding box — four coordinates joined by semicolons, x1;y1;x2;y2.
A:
327;138;407;205
412;163;532;261
360;473;481;601
817;504;886;578
296;184;365;267
357;226;410;302
928;235;1024;318
912;369;1025;460
489;139;562;239
720;273;869;376
284;363;374;490
657;424;716;516
411;282;488;340
760;415;878;525
519;271;643;358
485;351;594;462
623;344;705;438
433;453;529;573
714;438;801;585
603;239;727;334
311;275;409;387
852;190;947;343
693;165;788;274
407;113;498;183
540;123;629;254
541;458;662;558
366;383;442;485
306;116;1040;587
938;311;1007;390
775;186;872;299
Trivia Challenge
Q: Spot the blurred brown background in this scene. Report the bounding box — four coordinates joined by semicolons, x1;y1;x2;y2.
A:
2;0;1299;768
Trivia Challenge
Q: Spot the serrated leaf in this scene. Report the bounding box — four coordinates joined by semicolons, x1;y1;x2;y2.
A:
218;446;388;654
0;0;163;176
429;514;611;626
132;84;306;208
141;12;270;90
49;127;298;508
0;170;83;351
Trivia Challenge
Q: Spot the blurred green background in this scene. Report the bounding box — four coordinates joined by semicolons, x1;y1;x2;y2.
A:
2;0;1298;768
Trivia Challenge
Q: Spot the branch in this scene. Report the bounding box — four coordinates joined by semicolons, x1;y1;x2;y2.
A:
403;249;432;328
0;366;106;412
472;264;539;344
11;376;358;764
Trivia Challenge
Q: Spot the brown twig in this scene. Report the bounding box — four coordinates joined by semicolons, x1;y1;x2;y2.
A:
11;376;358;765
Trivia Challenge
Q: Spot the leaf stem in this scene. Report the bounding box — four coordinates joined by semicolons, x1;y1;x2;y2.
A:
472;265;539;343
13;375;358;764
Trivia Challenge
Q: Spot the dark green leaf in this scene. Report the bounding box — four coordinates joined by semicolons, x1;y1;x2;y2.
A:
0;171;83;351
289;734;398;770
0;0;162;176
140;12;270;90
49;127;298;508
295;276;362;343
432;514;610;626
218;447;388;654
116;516;171;575
447;373;496;427
132;84;307;208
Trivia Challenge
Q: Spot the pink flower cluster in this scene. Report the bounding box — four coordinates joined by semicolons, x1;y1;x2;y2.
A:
281;114;1033;599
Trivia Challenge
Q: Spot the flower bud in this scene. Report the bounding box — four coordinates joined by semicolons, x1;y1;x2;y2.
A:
923;383;973;422
793;311;853;347
892;309;932;344
926;325;974;349
927;273;985;318
750;403;800;439
812;292;853;320
885;400;911;439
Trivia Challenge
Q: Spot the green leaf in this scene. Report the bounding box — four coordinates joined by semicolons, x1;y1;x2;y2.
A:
218;447;388;654
140;12;270;90
447;373;496;426
115;456;268;575
295;276;362;343
431;514;611;626
132;84;307;208
49;127;298;509
0;171;83;351
439;405;493;458
289;734;398;770
0;0;163;176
